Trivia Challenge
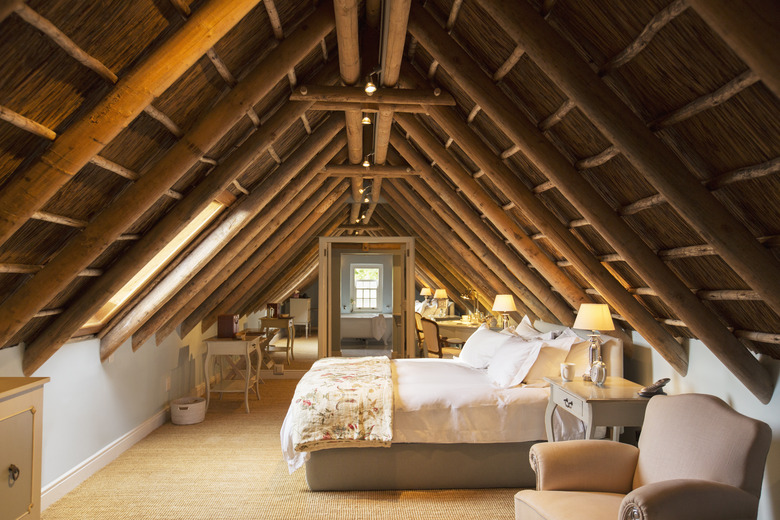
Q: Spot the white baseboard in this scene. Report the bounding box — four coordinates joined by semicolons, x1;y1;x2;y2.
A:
41;407;169;510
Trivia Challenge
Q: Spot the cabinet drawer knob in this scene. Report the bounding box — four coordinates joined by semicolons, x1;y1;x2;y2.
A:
9;464;20;484
563;398;574;409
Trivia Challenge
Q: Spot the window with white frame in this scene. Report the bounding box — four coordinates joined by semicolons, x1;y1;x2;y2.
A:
351;264;382;312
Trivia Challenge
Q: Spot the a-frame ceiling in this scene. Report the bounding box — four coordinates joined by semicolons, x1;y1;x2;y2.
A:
0;0;778;403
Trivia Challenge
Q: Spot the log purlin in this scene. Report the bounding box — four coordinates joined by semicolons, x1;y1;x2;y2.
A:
477;0;780;321
6;4;337;365
410;3;774;403
150;141;349;346
407;8;696;376
0;0;266;248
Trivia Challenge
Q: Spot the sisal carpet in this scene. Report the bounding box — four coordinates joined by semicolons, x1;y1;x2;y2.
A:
43;378;518;520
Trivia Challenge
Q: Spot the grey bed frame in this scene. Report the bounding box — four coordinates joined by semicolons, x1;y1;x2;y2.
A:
305;441;539;491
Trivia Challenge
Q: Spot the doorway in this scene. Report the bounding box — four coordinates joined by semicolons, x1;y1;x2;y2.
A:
318;237;415;359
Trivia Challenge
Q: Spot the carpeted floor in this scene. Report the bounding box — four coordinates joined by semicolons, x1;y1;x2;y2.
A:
43;378;518;520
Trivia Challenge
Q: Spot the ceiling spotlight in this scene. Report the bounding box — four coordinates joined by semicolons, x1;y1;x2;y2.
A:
363;197;369;203
361;115;371;125
362;158;370;168
361;214;366;220
364;81;377;95
358;187;364;194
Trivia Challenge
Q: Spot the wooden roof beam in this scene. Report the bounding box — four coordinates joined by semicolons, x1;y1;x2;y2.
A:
100;126;344;355
13;4;118;83
323;163;416;176
5;5;336;358
391;129;572;325
373;211;480;314
405;12;691;374
24;112;343;373
391;171;564;325
0;0;264;248
688;0;780;99
129;178;345;354
477;0;780;320
380;195;521;318
373;0;411;165
599;0;688;74
291;85;454;105
0;104;56;140
334;0;362;164
197;186;350;332
391;117;581;324
150;144;348;346
410;4;773;403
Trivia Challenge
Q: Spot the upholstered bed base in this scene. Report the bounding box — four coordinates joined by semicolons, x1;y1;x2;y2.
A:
305;441;540;491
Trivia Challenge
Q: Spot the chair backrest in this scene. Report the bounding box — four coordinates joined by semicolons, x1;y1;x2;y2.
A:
420;317;442;357
414;312;424;333
634;393;771;497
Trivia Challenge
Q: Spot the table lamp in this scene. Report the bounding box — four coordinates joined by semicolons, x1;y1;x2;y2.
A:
492;294;516;328
572;303;614;385
420;287;432;302
433;289;448;317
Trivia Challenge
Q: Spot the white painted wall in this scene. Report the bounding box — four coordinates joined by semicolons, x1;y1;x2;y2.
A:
0;320;218;495
625;334;780;520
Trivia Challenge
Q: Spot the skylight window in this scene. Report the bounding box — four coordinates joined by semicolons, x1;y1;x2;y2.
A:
83;201;224;329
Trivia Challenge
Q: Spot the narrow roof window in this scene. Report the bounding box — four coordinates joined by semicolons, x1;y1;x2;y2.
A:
83;201;224;329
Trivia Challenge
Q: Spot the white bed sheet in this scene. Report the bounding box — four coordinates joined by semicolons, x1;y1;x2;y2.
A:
281;357;551;472
392;358;549;443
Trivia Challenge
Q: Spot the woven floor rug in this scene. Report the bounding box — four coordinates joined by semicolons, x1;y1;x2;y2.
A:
42;379;518;519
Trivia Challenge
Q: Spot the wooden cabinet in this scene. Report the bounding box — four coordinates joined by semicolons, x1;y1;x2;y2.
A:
289;298;311;337
0;377;49;520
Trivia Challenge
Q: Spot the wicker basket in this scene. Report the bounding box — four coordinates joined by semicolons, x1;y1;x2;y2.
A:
170;397;206;425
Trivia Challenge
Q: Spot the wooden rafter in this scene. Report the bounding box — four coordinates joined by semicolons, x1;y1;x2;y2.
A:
477;0;780;322
0;0;262;248
688;0;780;99
7;4;336;364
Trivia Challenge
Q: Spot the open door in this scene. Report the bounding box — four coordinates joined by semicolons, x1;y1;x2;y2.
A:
318;237;415;359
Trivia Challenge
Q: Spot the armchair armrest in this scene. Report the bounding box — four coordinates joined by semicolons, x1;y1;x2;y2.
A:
530;440;638;493
620;479;758;520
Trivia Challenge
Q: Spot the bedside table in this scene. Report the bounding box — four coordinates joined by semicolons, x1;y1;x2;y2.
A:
544;376;650;442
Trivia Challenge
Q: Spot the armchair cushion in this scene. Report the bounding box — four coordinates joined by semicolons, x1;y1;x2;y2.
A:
530;440;638;493
515;490;623;520
619;479;759;520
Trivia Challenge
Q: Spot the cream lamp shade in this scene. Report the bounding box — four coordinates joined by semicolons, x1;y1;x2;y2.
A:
433;289;448;300
572;303;614;331
492;294;517;312
420;288;432;297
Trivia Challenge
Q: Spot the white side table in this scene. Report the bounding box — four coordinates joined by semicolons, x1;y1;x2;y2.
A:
260;317;295;364
205;337;262;413
544;376;650;442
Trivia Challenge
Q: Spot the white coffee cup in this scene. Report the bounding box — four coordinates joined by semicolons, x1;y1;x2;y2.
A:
560;362;576;382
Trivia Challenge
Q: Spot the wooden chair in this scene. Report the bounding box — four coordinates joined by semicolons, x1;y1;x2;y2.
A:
414;312;425;355
420;317;444;357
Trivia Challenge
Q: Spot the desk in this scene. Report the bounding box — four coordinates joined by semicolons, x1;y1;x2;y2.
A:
260;317;295;364
544;376;649;442
435;320;499;342
205;337;262;413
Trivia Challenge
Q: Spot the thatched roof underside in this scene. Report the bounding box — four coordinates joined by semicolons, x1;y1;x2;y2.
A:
0;0;778;402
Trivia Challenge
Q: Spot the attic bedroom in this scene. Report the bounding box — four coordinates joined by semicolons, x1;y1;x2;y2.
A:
0;0;777;518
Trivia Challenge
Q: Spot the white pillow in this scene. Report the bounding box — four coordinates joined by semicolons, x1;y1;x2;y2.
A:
488;337;543;388
524;331;579;384
459;325;512;369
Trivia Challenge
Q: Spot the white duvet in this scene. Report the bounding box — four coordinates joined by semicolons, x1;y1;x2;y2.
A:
281;357;550;472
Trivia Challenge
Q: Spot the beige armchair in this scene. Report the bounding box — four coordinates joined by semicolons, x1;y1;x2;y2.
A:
515;393;771;520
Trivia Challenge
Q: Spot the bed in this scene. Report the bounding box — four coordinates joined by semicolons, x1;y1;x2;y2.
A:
340;313;392;345
281;320;623;491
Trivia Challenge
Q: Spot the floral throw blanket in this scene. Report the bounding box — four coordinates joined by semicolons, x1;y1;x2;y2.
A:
290;356;393;452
